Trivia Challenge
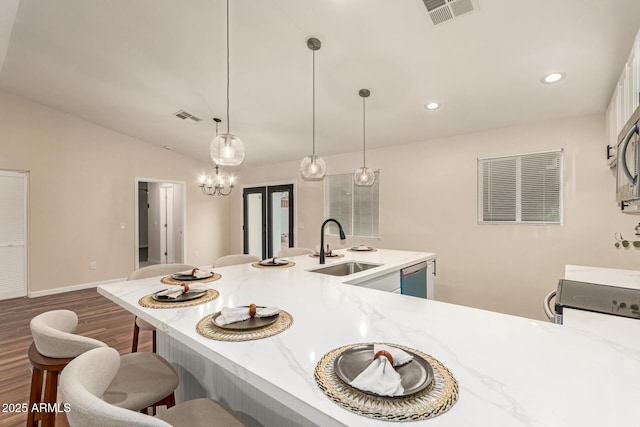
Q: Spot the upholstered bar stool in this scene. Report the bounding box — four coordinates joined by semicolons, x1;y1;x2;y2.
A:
26;343;74;427
60;347;246;427
214;254;260;267
127;263;196;352
28;310;179;423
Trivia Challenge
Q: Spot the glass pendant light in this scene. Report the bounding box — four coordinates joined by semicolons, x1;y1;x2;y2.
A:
300;37;327;181
200;118;235;196
354;89;375;186
210;0;245;166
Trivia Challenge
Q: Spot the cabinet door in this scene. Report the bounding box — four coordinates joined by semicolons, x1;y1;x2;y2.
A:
607;91;619;148
633;35;640;112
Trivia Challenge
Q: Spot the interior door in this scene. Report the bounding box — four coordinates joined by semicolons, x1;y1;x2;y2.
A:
243;184;294;259
160;186;175;263
243;187;266;259
0;170;28;300
267;185;294;258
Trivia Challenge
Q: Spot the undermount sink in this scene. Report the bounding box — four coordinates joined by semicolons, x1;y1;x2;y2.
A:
310;261;381;277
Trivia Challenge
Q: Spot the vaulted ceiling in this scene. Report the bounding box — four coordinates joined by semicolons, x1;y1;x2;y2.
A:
1;0;639;167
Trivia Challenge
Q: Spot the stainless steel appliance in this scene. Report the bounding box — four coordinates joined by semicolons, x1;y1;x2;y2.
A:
616;106;640;210
400;262;428;298
548;279;640;324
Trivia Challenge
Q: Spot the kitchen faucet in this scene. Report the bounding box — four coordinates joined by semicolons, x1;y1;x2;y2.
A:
320;218;346;264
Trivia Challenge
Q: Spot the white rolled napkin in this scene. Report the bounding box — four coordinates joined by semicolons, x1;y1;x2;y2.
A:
175;268;210;279
349;344;414;396
218;306;281;325
157;283;208;299
259;257;289;266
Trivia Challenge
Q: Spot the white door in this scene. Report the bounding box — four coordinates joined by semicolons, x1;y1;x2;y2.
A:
160;185;175;264
0;171;28;300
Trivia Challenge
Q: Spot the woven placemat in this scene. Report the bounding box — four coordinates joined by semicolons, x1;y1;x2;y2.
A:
314;343;458;422
196;310;293;341
309;253;345;258
138;289;219;309
160;272;222;285
251;262;296;269
346;248;378;253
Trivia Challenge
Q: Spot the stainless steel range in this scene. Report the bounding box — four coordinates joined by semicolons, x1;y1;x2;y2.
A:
553;279;640;324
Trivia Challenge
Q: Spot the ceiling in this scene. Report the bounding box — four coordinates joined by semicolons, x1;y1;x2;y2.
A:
1;0;640;168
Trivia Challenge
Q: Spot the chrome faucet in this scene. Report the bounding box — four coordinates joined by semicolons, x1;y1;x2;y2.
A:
320;218;346;264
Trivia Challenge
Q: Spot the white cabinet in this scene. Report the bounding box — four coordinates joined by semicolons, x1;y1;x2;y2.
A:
344;258;436;299
349;270;400;293
606;29;640;163
426;259;435;299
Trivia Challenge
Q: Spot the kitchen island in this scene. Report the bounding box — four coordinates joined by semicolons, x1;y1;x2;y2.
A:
97;250;639;426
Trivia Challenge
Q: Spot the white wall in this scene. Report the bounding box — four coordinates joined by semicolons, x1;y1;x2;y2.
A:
0;90;230;293
229;114;640;320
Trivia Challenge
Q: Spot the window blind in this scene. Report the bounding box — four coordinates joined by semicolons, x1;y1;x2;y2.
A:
478;150;562;224
325;172;380;237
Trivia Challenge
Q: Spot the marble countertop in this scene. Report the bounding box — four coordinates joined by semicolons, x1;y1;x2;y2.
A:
565;264;640;290
98;252;640;426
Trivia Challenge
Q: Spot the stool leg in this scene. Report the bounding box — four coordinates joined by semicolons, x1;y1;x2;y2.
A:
132;317;140;352
27;367;44;427
152;329;157;353
42;370;59;427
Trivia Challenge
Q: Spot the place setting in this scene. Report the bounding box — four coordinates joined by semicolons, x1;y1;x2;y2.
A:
138;268;221;309
160;267;222;285
347;244;378;252
309;245;345;258
197;303;293;341
314;343;458;422
251;256;295;269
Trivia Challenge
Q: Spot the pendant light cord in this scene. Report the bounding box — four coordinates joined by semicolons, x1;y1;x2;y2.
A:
362;95;366;167
226;0;230;134
312;48;316;157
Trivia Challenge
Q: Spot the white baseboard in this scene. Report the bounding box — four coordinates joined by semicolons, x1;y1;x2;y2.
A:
28;277;127;298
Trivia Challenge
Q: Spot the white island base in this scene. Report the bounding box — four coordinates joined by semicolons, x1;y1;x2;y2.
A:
157;332;324;427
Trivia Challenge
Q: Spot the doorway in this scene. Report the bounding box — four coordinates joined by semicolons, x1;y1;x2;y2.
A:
135;179;185;269
243;184;294;259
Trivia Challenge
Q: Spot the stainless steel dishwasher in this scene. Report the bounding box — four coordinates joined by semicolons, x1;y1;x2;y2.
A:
400;261;428;298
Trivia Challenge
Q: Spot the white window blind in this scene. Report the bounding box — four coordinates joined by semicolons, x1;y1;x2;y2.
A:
478;150;562;224
325;172;380;237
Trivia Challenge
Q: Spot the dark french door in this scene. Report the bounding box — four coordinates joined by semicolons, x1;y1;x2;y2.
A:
243;184;294;259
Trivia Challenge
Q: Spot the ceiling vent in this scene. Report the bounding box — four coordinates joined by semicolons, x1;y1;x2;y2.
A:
173;110;201;124
422;0;477;26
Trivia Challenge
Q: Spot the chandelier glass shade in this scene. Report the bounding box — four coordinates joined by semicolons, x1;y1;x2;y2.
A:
199;164;235;196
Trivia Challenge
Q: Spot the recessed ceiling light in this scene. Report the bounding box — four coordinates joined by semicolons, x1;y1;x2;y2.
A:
541;72;566;84
424;102;440;110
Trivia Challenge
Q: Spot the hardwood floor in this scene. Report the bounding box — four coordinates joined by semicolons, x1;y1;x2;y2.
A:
0;288;151;427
